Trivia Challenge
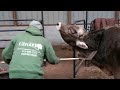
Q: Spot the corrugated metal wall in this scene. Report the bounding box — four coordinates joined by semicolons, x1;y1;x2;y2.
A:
0;11;13;25
0;11;117;47
16;11;42;25
87;11;115;23
71;11;115;24
43;11;67;24
0;11;115;25
71;11;86;24
16;11;67;25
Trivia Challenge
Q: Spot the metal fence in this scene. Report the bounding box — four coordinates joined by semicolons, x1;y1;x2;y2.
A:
0;11;116;26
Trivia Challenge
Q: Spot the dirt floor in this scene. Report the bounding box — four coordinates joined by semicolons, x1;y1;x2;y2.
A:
0;45;114;79
43;45;114;79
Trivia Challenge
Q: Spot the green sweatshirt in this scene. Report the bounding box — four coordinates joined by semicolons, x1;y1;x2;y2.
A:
2;26;60;79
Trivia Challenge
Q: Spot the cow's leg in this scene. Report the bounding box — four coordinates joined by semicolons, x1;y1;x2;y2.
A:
111;54;120;79
113;67;120;79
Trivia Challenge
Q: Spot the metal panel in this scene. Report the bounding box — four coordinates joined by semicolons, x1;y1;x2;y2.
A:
71;11;86;24
59;11;67;23
48;11;54;24
63;11;67;24
44;26;65;45
0;11;67;25
87;11;115;23
43;11;49;24
43;11;67;24
53;11;59;24
16;11;42;25
0;11;13;25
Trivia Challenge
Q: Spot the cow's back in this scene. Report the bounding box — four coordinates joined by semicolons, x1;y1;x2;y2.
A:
93;26;120;68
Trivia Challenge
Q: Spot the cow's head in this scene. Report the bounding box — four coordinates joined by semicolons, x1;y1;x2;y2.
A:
56;22;86;36
56;22;88;49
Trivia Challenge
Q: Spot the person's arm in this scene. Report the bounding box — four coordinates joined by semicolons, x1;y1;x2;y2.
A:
45;40;60;64
1;38;16;64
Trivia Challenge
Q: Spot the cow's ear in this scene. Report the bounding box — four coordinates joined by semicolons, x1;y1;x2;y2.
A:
76;40;88;49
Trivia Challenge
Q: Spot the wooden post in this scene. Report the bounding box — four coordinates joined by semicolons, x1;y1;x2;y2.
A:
115;11;119;20
67;11;71;24
12;11;17;26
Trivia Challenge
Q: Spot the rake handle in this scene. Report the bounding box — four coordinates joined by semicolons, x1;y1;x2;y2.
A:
60;58;80;61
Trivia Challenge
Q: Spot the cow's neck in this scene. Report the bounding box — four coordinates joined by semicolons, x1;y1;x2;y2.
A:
83;30;104;51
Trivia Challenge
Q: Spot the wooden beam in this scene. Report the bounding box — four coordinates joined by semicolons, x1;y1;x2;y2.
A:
67;11;71;24
12;11;17;26
115;11;119;20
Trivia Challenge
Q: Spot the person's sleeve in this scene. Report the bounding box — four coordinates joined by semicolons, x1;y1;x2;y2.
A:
1;38;16;64
45;40;60;64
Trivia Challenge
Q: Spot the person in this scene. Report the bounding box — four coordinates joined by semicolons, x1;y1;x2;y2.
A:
1;20;60;79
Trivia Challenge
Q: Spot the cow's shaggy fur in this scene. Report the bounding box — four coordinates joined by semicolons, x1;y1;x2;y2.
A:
58;23;120;79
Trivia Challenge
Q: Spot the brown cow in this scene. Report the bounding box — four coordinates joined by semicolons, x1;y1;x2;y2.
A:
56;22;120;79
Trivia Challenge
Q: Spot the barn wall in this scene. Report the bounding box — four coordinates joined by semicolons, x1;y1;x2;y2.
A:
0;11;13;25
16;11;67;25
16;11;42;25
71;11;86;24
0;11;115;25
71;11;115;24
0;11;116;48
0;11;67;25
43;11;67;24
87;11;115;23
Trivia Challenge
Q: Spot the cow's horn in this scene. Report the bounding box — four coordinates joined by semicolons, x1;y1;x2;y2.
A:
76;40;88;49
